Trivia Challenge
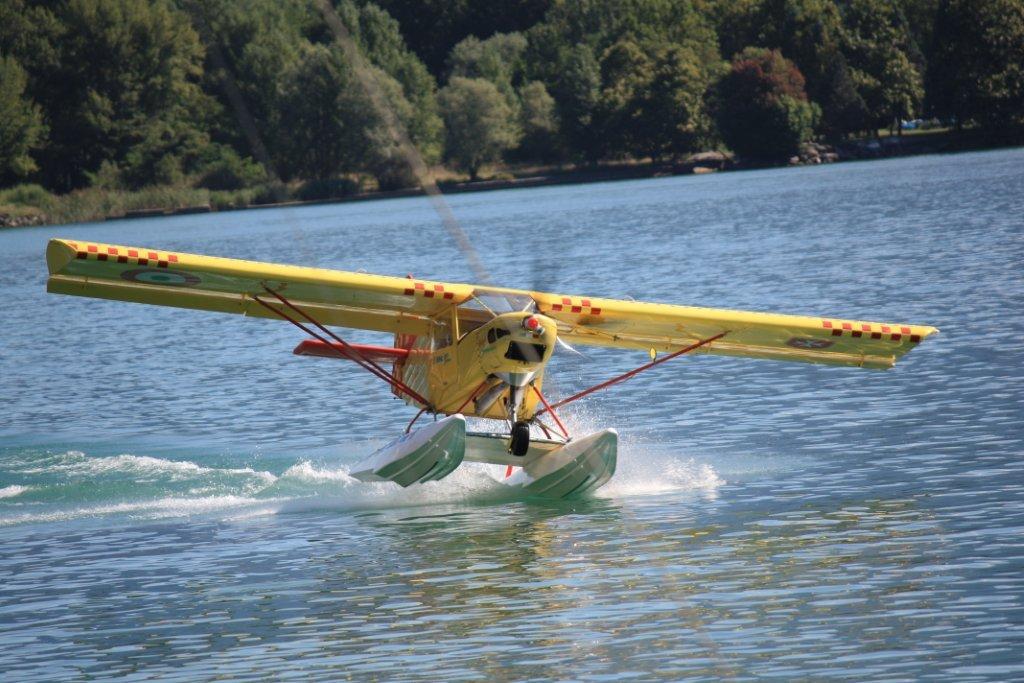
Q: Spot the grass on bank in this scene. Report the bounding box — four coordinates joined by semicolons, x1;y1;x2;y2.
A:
0;183;290;225
0;172;381;225
0;126;1007;228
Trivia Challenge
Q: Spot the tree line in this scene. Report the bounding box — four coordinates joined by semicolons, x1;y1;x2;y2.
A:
1;0;1022;196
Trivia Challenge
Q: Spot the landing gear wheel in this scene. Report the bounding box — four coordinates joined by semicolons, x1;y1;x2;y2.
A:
510;420;530;456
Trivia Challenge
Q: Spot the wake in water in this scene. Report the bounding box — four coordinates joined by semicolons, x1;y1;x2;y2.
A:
0;428;723;527
0;484;30;499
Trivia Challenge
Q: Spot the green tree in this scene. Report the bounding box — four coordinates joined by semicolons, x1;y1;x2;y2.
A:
444;33;553;162
818;52;870;139
550;43;603;162
274;43;403;182
274;45;349;181
438;76;520;179
29;0;212;190
0;55;46;181
526;0;719;60
371;0;550;77
350;2;444;164
357;72;422;190
596;39;654;157
841;0;924;131
594;40;715;160
631;45;717;160
903;0;940;57
515;80;559;161
709;0;763;61
525;0;722;162
709;0;868;137
0;1;62;78
711;0;845;100
448;32;528;100
713;47;818;159
880;48;924;133
928;0;1024;134
189;0;311;158
194;0;440;186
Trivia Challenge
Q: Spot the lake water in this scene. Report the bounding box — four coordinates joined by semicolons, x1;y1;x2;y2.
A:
2;149;1023;681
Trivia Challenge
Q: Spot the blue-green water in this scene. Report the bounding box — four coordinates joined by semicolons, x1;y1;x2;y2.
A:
2;150;1023;681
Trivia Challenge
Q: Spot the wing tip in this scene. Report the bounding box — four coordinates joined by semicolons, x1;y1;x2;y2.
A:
46;238;77;275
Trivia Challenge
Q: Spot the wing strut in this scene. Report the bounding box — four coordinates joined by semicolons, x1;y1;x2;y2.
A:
253;287;433;409
531;384;570;439
403;377;491;433
535;332;728;416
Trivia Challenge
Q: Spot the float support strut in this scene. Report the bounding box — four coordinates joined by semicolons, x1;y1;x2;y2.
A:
253;287;432;408
536;332;727;415
532;384;570;439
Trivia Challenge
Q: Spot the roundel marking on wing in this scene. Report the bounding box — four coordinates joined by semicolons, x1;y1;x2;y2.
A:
120;268;201;287
786;337;834;350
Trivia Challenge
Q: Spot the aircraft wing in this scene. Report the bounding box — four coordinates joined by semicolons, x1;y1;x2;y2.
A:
531;292;938;370
46;239;474;336
47;239;937;369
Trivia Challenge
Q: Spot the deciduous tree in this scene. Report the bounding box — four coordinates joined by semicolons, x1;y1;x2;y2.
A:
631;45;718;160
29;0;212;190
928;0;1024;135
351;2;444;164
819;52;870;139
448;32;528;102
439;77;520;179
0;55;46;181
515;80;560;162
713;47;818;159
551;44;603;162
841;0;924;131
274;44;411;183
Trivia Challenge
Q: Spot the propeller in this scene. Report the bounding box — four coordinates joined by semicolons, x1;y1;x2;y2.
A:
300;5;585;451
188;1;585;463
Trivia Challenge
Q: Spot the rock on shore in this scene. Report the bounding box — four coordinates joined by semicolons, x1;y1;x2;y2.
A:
790;142;840;165
680;150;734;173
0;213;47;228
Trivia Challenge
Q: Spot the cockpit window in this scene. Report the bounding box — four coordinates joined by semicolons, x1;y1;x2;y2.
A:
486;327;511;344
467;290;535;314
457;291;533;339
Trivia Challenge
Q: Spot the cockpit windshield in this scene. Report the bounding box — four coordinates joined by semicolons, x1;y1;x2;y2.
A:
462;289;535;315
457;289;537;338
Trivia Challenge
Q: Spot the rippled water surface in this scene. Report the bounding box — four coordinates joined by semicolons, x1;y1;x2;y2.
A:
2;149;1023;681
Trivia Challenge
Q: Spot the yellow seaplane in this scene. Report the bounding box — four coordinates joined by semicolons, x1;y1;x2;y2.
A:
46;238;938;499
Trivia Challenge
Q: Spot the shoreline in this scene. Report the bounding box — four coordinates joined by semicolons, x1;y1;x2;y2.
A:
2;129;1014;228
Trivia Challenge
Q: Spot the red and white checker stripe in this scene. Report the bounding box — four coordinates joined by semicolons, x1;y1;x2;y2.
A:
73;242;179;269
402;281;454;300
550;297;602;316
822;320;921;343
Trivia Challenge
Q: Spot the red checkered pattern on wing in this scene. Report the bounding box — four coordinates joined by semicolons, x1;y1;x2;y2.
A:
549;296;602;316
821;319;921;343
74;243;180;269
402;281;454;300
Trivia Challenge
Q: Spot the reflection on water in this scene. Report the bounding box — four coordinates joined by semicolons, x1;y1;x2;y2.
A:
4;479;1020;680
1;148;1023;680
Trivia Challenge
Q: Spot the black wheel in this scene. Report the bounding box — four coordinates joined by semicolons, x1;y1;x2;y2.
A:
510;420;530;456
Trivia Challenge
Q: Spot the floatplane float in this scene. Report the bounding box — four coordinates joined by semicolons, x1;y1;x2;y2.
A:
46;239;937;499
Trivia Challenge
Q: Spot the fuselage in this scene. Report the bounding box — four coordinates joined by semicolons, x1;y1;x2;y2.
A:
393;311;557;421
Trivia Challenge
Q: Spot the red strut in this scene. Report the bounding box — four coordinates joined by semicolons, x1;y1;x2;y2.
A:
532;384;570;439
535;332;727;415
253;289;432;408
